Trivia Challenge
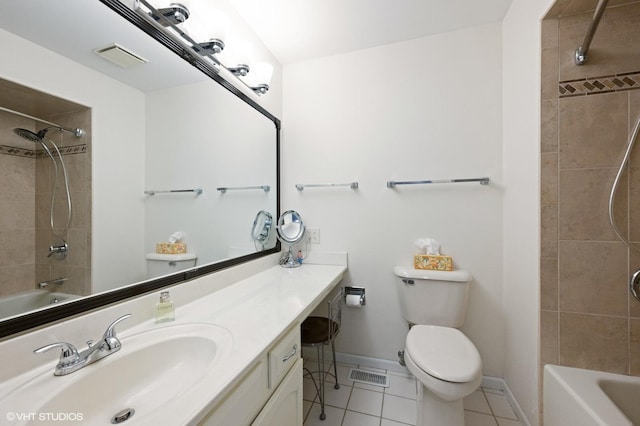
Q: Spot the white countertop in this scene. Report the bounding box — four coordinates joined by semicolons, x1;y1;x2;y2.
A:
179;263;347;423
0;257;347;425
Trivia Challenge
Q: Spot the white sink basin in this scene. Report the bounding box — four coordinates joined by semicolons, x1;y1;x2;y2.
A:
544;364;640;426
1;322;232;425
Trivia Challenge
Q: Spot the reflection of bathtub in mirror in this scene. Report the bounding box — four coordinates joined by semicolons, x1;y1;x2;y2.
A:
0;290;80;321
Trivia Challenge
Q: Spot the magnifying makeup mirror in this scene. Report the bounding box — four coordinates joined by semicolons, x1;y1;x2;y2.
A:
276;210;305;268
251;210;273;251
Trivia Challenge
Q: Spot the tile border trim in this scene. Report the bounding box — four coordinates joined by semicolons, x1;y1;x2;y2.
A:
559;71;640;97
0;143;87;158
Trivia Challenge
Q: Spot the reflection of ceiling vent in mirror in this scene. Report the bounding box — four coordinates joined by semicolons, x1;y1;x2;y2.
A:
94;43;148;68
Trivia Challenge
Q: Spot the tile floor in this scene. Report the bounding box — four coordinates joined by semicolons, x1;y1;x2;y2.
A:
302;361;524;426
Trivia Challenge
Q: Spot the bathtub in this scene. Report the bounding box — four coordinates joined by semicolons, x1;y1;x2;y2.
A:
544;364;640;426
0;290;80;321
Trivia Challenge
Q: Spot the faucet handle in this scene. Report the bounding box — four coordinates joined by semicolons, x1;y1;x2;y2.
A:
33;342;80;365
102;314;132;350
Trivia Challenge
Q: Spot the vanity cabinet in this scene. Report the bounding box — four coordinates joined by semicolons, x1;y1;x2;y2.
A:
252;359;303;426
199;325;302;426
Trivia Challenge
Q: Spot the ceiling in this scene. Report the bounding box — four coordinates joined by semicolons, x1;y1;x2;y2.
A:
0;0;517;93
227;0;515;64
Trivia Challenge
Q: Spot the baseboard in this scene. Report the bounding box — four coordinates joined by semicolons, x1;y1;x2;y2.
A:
304;349;531;426
481;376;531;426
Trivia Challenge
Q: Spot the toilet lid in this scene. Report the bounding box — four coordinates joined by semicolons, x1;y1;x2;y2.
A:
405;325;482;383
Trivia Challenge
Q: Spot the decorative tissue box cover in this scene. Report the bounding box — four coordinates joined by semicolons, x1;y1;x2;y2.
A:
155;243;186;254
414;254;453;271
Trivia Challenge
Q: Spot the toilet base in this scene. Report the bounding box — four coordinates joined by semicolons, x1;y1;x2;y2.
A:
416;384;464;426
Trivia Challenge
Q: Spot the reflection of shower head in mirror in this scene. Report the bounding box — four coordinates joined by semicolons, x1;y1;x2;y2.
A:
276;210;305;268
12;127;74;244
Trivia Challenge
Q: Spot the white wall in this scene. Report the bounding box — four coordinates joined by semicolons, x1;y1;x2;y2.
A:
0;28;147;293
502;0;555;424
282;24;505;377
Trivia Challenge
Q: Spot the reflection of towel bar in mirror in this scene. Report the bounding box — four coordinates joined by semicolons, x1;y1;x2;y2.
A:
217;185;271;193
295;182;359;191
386;177;489;188
144;188;203;195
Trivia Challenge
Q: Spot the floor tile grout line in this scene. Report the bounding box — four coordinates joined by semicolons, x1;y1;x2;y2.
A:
481;387;498;418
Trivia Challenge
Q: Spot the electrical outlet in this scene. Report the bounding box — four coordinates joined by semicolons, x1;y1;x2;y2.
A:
307;228;320;244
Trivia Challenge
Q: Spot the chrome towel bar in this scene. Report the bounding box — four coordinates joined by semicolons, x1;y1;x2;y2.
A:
295;182;358;191
217;185;270;193
386;177;489;188
144;188;203;195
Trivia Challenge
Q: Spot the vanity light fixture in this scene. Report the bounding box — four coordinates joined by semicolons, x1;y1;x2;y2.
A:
151;2;190;25
226;39;253;76
197;38;225;55
228;64;250;76
137;0;273;96
249;62;273;95
252;84;269;95
191;8;230;55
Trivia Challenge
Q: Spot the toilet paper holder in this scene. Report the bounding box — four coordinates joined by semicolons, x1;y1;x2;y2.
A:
344;286;366;307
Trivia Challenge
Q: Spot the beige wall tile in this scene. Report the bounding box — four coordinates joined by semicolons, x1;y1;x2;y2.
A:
630;90;640;167
559;168;626;241
0;265;35;297
0;192;34;231
541;310;560;364
629;250;640;318
541;153;558;206
541;257;559;311
542;18;559;49
541;47;559;101
559;312;628;373
0;229;35;267
50;264;88;296
541;100;559;153
629;168;640;241
631;319;640;375
559;241;628;315
0;154;35;193
559;93;628;169
559;5;640;80
541;205;559;258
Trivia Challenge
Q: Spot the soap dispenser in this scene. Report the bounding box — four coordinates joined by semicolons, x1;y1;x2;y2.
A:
155;291;175;323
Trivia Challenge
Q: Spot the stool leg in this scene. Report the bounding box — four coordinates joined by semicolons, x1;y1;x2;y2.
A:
331;340;340;389
317;345;326;420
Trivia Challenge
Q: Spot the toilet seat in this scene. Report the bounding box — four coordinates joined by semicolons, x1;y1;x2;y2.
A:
406;325;482;383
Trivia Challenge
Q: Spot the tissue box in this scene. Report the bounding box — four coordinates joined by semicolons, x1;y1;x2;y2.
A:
414;254;453;271
155;243;186;254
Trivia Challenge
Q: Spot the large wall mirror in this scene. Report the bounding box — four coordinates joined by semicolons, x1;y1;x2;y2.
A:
0;0;280;338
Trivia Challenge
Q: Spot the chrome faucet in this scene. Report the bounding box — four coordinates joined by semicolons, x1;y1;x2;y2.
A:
34;314;131;376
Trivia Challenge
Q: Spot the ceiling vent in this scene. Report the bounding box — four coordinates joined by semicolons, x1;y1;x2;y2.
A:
94;43;148;69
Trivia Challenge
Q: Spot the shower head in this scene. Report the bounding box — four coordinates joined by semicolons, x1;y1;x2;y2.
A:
13;127;47;143
13;126;84;141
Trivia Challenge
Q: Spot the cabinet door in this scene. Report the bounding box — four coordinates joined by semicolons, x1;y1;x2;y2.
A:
199;359;268;426
252;358;303;426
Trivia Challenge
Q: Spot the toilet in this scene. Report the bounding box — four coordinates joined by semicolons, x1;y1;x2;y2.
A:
146;253;197;278
394;266;482;426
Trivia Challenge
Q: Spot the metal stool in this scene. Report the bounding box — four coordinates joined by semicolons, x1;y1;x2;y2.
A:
301;288;343;420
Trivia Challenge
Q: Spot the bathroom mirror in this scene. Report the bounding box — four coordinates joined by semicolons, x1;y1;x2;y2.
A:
276;210;305;268
0;0;280;337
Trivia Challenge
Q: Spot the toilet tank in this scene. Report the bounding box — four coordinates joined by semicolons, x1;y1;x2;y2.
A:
146;253;197;279
394;266;472;328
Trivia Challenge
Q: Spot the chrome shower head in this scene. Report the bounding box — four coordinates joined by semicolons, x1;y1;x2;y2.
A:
13;126;83;141
13;127;48;143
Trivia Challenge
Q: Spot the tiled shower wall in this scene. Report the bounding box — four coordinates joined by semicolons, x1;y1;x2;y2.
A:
540;0;640;392
0;107;91;299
